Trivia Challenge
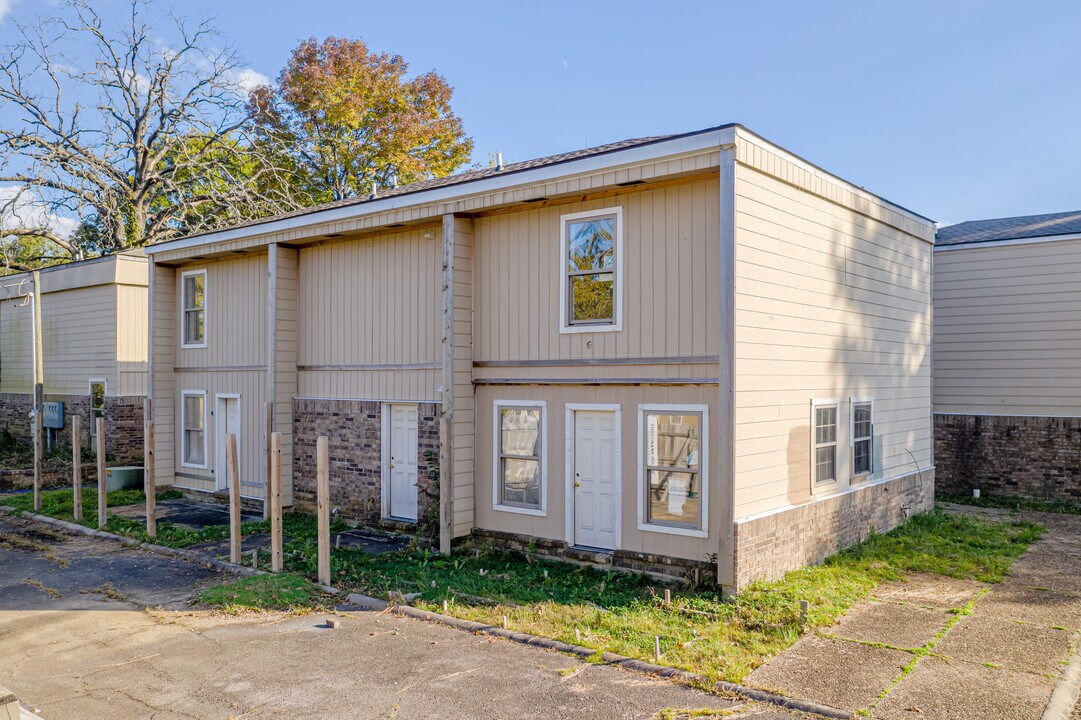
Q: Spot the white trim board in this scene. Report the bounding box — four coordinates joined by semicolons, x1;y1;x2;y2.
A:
933;232;1081;252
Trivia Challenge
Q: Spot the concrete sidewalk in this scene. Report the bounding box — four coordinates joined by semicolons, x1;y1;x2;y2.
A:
746;504;1081;719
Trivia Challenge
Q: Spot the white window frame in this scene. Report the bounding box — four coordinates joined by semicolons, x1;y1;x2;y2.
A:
559;206;624;334
181;390;208;469
811;398;839;492
88;378;107;436
850;397;874;481
492;399;547;516
636;403;709;538
180;269;207;349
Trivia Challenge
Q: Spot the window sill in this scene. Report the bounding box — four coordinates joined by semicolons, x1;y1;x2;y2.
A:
811;479;840;496
180;343;207;350
493;503;547;517
559;323;622;335
636;522;708;539
180;462;209;471
850;472;873;484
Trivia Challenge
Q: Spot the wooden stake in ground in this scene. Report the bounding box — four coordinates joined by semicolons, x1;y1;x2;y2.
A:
270;431;283;573
316;435;331;586
31;270;43;512
143;397;156;537
226;433;241;564
95;417;106;529
71;414;82;522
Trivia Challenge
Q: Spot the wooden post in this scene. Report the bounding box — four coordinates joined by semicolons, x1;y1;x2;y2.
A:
226;433;241;564
316;435;330;586
263;401;273;520
95;417;106;529
31;270;43;513
270;431;283;572
71;414;82;522
143;397;156;537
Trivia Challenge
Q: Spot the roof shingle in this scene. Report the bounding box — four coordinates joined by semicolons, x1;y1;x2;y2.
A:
937;210;1081;246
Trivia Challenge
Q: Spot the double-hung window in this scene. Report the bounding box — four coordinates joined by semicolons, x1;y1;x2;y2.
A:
493;401;545;514
639;405;708;536
812;400;838;487
851;398;873;478
182;392;207;467
181;270;206;348
560;207;623;332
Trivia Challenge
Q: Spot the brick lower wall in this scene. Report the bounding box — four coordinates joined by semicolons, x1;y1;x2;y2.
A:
0;392;144;466
935;414;1081;502
292;398;441;533
732;468;934;590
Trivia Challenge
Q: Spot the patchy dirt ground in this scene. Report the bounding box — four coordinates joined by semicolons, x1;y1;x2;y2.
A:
0;512;751;720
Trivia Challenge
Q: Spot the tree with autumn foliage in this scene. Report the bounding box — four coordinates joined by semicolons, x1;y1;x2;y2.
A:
249;37;474;203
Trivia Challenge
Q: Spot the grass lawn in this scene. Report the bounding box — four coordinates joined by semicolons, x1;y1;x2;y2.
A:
937;491;1081;516
0;486;183;527
199;573;329;612
284;509;1041;684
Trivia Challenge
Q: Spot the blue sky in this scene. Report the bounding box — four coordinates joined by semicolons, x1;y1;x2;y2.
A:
2;0;1079;226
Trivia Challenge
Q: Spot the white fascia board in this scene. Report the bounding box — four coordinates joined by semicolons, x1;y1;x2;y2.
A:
933;232;1081;252
146;126;738;256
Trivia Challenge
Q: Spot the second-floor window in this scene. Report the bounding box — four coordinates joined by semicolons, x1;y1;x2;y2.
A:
560;207;623;332
182;270;206;347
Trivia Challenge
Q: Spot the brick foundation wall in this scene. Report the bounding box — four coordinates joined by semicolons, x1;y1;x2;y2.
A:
935;414;1081;502
0;392;144;466
292;399;441;533
469;528;716;584
732;469;934;590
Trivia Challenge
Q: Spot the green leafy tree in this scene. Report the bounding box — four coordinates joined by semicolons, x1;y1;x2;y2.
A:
249;37;474;202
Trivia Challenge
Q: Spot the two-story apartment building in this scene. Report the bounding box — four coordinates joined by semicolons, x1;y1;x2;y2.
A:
934;210;1081;503
145;124;935;590
0;251;148;463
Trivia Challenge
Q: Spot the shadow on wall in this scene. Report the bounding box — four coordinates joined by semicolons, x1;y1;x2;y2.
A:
782;222;932;510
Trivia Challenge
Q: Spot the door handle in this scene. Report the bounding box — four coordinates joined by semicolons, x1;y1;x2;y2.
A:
575;481;581;488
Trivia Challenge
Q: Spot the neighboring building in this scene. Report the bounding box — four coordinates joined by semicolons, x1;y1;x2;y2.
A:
0;251;148;464
934;210;1081;503
145;124;935;591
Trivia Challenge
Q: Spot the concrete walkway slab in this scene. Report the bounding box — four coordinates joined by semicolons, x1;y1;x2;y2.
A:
873;656;1055;720
936;614;1075;677
828;599;951;650
977;586;1081;629
745;635;911;711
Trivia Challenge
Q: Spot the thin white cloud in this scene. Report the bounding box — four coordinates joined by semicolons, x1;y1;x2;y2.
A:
0;0;14;23
0;185;79;240
232;67;270;94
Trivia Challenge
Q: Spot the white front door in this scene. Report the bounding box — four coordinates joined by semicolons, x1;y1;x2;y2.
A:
215;395;241;491
573;410;619;550
387;404;419;521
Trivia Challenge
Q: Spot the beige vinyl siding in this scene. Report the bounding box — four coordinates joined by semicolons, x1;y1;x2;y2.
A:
173;370;267;499
40;285;118;395
732;160;933;520
175;254;267;370
474;384;719;562
0;292;33;393
473;178;720;370
933;237;1081;416
297;227;441;401
269;245;298;506
151;263;176;489
116;283;148;396
447;216;475;538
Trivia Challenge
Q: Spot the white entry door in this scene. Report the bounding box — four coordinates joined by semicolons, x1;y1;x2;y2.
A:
215;395;241;491
572;410;619;550
387;404;419;521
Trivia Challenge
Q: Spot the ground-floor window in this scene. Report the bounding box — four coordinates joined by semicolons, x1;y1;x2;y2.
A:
851;398;873;478
493;400;546;515
182;391;207;468
812;399;838;487
638;404;707;536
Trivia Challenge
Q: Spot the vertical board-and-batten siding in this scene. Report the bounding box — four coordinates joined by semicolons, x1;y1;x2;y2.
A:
472;178;720;369
170;254;268;498
731;140;934;520
297;227;441;401
933;237;1081;416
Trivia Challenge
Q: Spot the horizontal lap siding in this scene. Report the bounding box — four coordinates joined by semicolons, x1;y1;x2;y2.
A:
733;163;933;520
40;285;117;395
116;283;148;396
152;264;176;489
0;295;32;393
298;228;441;402
473;178;720;370
933;238;1081;415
